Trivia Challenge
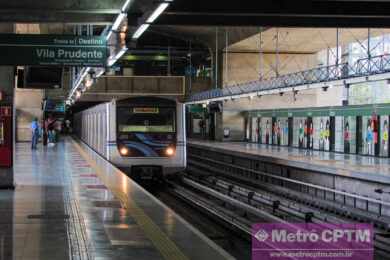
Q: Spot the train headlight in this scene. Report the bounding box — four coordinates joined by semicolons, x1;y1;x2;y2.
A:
119;147;129;156
166;147;175;156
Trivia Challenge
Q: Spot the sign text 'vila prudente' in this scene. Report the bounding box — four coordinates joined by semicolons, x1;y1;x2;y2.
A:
0;34;107;67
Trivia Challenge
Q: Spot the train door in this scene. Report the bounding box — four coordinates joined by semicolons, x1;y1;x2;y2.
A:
244;116;250;141
251;117;258;143
276;117;288;146
334;116;344;153
288;117;293;146
380;115;390;157
329;116;336;152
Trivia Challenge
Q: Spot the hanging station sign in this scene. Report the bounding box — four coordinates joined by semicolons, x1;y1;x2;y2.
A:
0;34;107;66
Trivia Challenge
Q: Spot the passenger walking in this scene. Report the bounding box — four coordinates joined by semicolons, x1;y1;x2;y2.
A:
31;118;39;150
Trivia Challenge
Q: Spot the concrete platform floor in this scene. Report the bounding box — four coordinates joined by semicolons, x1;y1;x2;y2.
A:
0;139;232;260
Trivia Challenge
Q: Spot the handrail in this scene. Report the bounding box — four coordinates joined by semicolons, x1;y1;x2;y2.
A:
189;53;390;102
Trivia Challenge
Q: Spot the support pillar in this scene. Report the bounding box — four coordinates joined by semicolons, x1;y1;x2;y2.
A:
212;50;223;88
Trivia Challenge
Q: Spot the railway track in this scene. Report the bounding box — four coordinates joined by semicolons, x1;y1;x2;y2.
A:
161;153;390;259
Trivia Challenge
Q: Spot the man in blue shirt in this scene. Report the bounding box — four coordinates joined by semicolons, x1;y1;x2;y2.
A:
31;118;39;150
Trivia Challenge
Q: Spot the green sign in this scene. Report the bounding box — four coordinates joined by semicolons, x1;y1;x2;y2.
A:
0;34;107;66
189;104;205;113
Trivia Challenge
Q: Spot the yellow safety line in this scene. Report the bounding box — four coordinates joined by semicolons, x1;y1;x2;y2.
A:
71;140;190;260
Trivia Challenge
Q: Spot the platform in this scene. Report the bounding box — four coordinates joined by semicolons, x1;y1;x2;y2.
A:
188;140;390;185
0;138;233;260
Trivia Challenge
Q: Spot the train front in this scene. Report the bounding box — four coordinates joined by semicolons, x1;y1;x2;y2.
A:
112;97;186;179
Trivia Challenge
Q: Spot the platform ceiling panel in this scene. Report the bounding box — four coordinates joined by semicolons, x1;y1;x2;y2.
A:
151;0;390;27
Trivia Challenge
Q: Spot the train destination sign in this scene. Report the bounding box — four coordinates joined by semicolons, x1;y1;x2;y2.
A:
0;34;107;66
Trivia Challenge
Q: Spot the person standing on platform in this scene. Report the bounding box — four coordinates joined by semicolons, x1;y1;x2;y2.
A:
46;114;57;146
31;118;39;150
65;119;71;134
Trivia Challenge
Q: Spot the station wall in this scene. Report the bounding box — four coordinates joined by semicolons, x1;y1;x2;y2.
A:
14;89;44;142
222;52;317;87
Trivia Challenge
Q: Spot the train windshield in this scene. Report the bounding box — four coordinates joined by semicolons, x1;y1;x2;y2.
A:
117;107;176;133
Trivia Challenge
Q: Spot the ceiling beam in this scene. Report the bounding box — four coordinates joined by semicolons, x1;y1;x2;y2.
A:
226;50;316;55
0;0;124;24
155;14;390;27
151;1;390;27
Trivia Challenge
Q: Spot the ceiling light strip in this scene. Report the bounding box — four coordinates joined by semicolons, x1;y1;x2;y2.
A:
132;1;173;40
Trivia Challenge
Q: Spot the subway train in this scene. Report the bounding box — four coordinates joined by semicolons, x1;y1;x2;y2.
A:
74;96;186;179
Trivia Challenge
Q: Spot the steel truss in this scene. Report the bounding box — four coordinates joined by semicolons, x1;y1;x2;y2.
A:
189;53;390;102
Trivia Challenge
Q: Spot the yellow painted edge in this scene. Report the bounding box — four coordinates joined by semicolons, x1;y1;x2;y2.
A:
71;140;190;260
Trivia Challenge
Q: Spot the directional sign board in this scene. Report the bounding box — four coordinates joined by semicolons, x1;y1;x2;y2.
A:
0;34;107;67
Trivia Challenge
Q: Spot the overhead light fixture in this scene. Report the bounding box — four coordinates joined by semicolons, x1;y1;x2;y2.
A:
108;47;128;66
95;70;105;78
132;1;172;40
132;24;150;39
146;2;169;23
122;0;132;12
112;13;127;31
81;67;90;78
106;30;113;40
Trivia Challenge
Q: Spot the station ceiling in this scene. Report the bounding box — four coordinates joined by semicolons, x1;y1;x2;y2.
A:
3;0;390;69
0;0;124;24
230;28;390;54
129;0;390;52
2;0;390;27
3;1;390;52
148;0;390;27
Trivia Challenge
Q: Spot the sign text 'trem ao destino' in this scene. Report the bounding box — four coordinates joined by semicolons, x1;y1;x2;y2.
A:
0;34;107;67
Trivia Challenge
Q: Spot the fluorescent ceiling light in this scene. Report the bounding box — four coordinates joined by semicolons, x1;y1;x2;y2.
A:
132;24;150;39
112;13;126;31
108;47;128;66
122;0;132;12
146;2;169;23
81;67;90;78
95;70;105;78
106;30;113;40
